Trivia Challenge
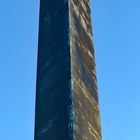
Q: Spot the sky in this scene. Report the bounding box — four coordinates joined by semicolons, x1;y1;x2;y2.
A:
0;0;140;140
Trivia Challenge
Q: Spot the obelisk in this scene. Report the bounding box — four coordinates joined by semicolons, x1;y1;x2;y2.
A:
34;0;102;140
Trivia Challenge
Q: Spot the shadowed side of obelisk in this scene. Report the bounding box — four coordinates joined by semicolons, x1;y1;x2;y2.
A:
70;0;102;139
34;0;73;140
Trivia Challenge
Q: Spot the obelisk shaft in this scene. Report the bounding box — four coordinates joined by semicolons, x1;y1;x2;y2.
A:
34;0;102;140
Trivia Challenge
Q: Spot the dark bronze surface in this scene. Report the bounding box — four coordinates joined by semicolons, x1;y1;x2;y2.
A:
34;0;101;139
70;0;101;139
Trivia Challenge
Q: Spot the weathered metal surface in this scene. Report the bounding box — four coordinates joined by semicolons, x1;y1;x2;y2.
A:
34;0;102;140
34;0;72;139
70;0;102;139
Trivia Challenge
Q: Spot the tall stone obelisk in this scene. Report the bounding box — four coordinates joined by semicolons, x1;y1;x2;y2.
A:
34;0;102;140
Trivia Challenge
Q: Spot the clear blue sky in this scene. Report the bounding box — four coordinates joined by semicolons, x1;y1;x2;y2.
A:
0;0;140;140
